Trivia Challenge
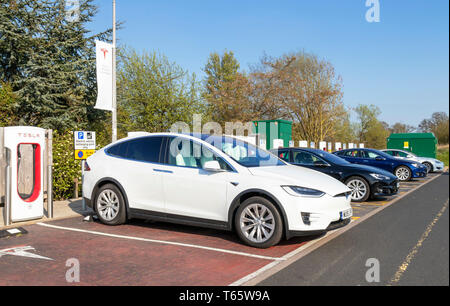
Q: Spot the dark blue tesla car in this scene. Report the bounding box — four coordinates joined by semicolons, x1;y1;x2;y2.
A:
271;147;399;202
333;148;427;181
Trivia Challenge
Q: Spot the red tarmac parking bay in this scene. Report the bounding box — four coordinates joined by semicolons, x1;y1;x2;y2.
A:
0;217;312;286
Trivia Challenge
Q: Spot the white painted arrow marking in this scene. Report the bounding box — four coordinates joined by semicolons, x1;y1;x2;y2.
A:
0;246;54;261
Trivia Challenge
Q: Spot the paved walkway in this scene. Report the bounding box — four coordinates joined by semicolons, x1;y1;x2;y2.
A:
0;198;92;229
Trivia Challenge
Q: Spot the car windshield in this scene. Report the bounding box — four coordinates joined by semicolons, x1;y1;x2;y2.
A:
198;135;285;167
405;151;417;157
371;149;393;159
309;149;351;166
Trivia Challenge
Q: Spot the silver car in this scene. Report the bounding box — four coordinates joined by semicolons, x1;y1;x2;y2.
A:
381;149;445;173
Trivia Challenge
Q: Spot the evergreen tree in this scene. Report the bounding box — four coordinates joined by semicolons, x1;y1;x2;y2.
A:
0;82;17;126
0;0;111;130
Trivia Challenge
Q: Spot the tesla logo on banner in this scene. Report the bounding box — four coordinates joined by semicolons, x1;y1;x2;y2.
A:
0;246;54;261
100;48;109;59
94;40;113;111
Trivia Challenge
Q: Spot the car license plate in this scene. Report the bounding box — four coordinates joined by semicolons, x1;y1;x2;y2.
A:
397;182;400;188
340;208;352;220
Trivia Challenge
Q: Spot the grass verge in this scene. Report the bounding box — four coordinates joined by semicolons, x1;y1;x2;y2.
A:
437;145;449;166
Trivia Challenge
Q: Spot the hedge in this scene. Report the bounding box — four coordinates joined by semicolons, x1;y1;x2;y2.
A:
52;131;82;200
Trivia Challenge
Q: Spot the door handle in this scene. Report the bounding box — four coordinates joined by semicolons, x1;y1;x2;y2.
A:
153;169;173;174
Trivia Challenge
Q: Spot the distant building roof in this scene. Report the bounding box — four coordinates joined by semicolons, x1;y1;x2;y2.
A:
388;133;436;140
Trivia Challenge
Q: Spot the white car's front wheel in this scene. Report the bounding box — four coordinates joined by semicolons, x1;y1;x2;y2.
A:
235;197;283;248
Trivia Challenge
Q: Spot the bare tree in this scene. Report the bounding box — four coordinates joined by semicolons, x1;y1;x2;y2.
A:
391;122;416;134
419;112;449;144
253;52;346;144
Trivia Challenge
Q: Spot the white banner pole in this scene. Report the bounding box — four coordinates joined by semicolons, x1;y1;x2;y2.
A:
112;0;117;142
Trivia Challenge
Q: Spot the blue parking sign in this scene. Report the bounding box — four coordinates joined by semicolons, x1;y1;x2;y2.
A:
78;132;84;140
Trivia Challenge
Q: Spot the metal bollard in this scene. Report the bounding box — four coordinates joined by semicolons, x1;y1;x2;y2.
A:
47;165;53;218
4;159;11;226
81;161;86;211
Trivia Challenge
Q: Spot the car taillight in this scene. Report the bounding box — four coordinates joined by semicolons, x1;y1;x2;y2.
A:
84;162;91;171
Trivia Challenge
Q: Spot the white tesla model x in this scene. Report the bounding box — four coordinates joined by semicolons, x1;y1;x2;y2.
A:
82;133;352;248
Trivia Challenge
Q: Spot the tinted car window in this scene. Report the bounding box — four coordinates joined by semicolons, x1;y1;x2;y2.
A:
292;151;325;165
362;150;381;159
397;151;409;157
384;150;394;156
107;141;129;158
277;151;290;162
126;137;163;163
344;150;360;158
108;137;163;163
362;150;392;159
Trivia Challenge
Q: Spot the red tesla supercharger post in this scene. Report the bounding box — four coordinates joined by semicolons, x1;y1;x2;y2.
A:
3;126;46;222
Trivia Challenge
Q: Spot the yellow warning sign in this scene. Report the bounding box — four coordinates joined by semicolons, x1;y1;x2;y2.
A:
403;142;409;149
75;150;95;160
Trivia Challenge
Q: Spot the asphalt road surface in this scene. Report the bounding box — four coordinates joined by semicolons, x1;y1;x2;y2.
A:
260;172;449;286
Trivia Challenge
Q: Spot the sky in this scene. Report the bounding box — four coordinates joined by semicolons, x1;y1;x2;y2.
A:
87;0;449;127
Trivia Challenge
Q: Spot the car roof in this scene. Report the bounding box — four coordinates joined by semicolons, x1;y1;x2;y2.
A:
291;147;324;153
121;132;251;142
271;147;324;153
339;148;372;151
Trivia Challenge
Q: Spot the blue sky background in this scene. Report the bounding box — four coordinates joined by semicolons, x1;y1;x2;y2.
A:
88;0;449;126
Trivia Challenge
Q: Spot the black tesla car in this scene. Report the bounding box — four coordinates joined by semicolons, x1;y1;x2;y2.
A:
271;147;399;202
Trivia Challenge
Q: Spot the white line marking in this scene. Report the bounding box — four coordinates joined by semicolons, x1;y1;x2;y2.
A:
228;260;281;286
228;227;340;286
230;172;446;286
36;222;285;262
229;219;357;286
388;199;449;286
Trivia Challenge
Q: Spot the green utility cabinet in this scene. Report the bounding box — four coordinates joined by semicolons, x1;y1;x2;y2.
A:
253;119;293;150
387;133;437;158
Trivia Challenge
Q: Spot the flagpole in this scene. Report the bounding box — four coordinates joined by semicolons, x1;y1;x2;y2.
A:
112;0;117;142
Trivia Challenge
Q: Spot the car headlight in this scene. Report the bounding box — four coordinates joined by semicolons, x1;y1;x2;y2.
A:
412;163;420;168
370;173;391;180
282;186;325;198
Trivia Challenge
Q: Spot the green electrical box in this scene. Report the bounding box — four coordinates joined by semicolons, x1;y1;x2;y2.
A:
387;133;438;158
253;119;293;150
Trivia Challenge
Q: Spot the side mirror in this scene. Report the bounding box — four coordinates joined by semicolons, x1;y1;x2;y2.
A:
203;160;223;172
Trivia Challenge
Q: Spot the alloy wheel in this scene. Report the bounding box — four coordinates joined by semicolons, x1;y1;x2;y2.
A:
239;204;275;243
97;189;120;221
396;167;410;181
347;179;368;201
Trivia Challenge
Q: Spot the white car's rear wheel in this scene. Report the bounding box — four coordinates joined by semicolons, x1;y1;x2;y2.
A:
235;197;283;248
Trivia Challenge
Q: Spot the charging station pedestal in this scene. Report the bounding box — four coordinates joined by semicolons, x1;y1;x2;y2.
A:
3;126;46;222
